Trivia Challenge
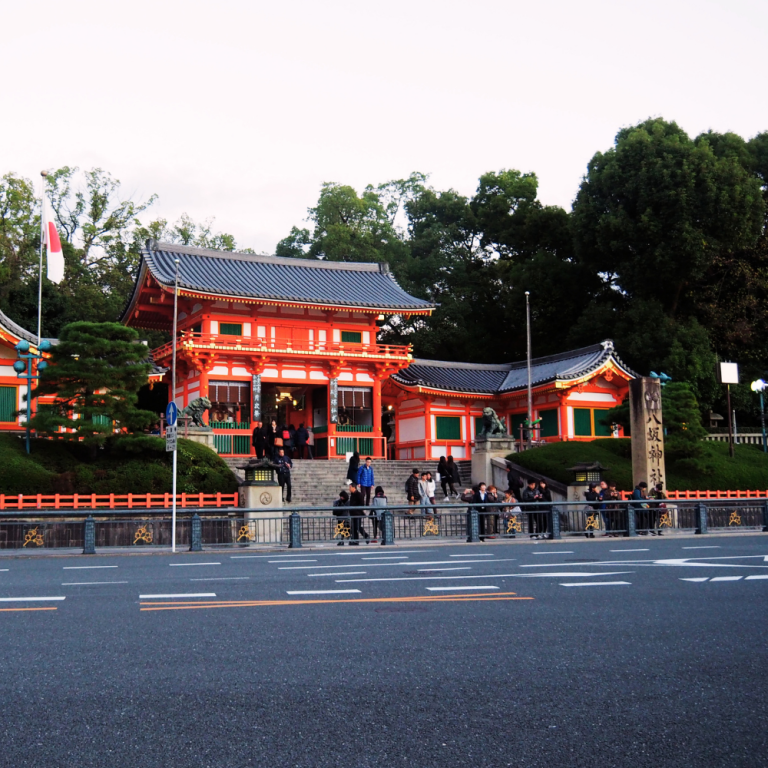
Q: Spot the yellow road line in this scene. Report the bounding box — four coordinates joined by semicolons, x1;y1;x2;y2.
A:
0;607;58;613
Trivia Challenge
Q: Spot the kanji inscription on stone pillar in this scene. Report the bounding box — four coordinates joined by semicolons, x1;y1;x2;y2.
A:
629;377;666;489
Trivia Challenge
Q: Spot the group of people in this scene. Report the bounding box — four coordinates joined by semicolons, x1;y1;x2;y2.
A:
251;420;311;461
333;483;388;545
583;479;667;536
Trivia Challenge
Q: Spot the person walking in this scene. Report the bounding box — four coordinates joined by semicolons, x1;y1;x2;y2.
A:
426;472;437;504
584;482;600;538
295;423;310;459
273;447;293;503
446;456;461;498
437;457;451;500
405;468;420;517
251;420;268;460
357;457;375;506
370;485;387;541
346;451;360;486
348;482;369;544
333;490;350;546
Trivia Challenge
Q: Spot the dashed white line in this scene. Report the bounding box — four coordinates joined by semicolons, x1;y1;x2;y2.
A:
286;589;361;595
0;596;66;602
336;571;632;583
680;578;709;582
532;551;574;555
709;576;742;582
450;554;494;558
560;581;631;587
62;581;129;586
417;567;470;572
169;563;220;567
279;558;516;570
361;557;409;560
682;546;720;549
140;593;216;599
268;559;317;563
426;586;500;591
63;565;118;570
0;569;8;572
746;575;768;580
307;572;367;577
610;549;649;552
190;577;251;581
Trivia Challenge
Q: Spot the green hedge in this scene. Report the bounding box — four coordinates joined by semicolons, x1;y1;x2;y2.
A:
0;434;237;495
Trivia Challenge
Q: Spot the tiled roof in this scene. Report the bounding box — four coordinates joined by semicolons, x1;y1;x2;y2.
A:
0;309;44;345
128;241;434;313
392;341;636;394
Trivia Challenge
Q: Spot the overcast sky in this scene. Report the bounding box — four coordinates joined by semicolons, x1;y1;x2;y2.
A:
3;0;766;253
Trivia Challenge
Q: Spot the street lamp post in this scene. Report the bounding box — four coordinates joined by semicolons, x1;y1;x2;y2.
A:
14;339;51;454
751;379;767;453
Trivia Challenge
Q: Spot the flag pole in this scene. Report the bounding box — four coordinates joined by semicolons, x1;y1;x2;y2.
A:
37;170;48;346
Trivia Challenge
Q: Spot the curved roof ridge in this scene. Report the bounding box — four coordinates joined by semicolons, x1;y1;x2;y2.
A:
0;308;39;345
502;342;605;370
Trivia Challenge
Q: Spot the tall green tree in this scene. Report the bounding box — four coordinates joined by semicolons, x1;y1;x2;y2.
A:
29;322;155;454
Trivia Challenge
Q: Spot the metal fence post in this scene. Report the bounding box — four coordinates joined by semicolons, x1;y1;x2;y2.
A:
82;515;95;555
288;512;302;548
189;513;203;551
382;510;395;546
466;508;480;543
763;501;768;533
550;505;561;540
695;502;708;535
626;504;638;537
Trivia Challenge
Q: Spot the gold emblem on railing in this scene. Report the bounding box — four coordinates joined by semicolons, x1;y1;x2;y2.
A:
423;518;439;535
585;513;600;531
729;511;742;526
23;527;43;547
506;515;522;533
658;512;672;528
236;525;254;542
134;525;153;544
334;522;350;539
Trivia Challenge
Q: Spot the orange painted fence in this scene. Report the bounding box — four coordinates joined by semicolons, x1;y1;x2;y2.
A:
618;489;768;501
0;493;239;511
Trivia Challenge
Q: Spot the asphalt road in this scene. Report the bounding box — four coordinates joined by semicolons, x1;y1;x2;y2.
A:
1;535;767;768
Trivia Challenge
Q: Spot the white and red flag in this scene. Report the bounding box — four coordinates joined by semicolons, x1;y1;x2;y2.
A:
42;196;65;283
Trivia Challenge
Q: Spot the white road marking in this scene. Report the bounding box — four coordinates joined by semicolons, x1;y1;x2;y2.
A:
611;549;649;552
268;559;317;563
62;581;129;586
532;551;574;555
361;557;409;560
746;575;768;580
231;550;431;559
560;581;631;587
307;572;367;577
450;554;495;558
682;546;720;549
286;589;361;595
335;571;633;583
417;567;470;572
0;569;8;572
278;558;516;570
139;593;216;599
709;576;742;582
190;577;251;581
0;596;66;602
680;578;710;582
169;563;220;567
426;586;500;591
63;565;118;570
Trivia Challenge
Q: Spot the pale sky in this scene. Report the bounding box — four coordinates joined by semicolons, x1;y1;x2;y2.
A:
4;0;766;253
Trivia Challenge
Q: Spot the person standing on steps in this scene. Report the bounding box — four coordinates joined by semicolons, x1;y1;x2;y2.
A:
357;457;375;506
405;468;420;517
370;485;387;541
346;451;360;487
348;482;370;544
251;420;268;460
446;456;461;498
273;448;293;503
295;423;310;460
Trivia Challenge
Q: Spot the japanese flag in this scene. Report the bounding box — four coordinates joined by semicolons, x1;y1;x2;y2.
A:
43;196;65;283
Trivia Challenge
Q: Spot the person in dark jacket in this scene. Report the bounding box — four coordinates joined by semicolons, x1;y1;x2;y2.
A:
584;482;600;538
632;481;650;533
267;419;278;459
505;461;525;497
347;482;369;544
437;457;451;500
473;482;490;539
522;479;542;538
536;480;552;539
286;424;296;458
405;468;420;516
273;448;293;503
446;456;461;498
370;485;387;540
346;451;360;485
333;490;350;546
251;421;268;459
295;423;310;459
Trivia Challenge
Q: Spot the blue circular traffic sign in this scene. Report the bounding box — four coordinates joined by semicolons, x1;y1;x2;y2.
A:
166;402;178;427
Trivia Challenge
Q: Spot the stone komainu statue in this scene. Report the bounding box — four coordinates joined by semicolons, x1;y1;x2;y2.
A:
478;406;507;437
181;397;212;428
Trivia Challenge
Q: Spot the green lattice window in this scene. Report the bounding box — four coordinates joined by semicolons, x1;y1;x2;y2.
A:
341;331;362;343
436;416;461;441
220;323;242;336
0;387;15;422
574;408;592;437
538;409;559;438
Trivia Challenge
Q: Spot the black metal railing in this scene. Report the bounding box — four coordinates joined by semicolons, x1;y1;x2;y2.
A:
0;498;766;552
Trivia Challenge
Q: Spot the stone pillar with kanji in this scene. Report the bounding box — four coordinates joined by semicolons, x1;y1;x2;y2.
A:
629;377;666;489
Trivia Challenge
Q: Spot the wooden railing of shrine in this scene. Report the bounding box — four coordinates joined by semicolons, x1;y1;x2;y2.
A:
617;489;768;500
152;331;413;364
0;493;239;510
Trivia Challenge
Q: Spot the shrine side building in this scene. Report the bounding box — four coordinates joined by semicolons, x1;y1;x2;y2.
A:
116;241;635;459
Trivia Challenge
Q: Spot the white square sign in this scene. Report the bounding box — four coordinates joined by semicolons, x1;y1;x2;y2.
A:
165;424;177;452
719;362;739;385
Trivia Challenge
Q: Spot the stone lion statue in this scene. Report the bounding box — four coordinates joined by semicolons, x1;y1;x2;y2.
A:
477;406;507;437
181;397;212;429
